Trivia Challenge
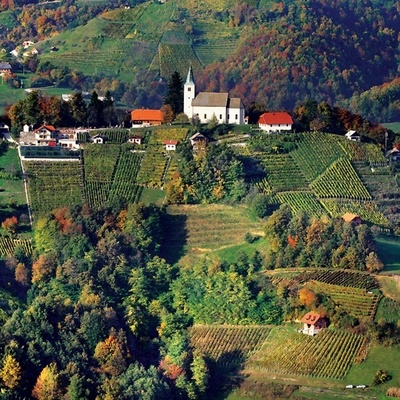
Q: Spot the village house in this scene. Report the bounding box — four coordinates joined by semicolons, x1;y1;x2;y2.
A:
386;146;400;163
301;312;327;336
342;213;362;225
57;129;80;149
34;125;59;146
189;132;208;147
91;134;106;144
345;130;361;142
0;62;12;75
128;135;143;145
131;109;164;128
184;67;245;125
258;112;293;133
163;139;178;151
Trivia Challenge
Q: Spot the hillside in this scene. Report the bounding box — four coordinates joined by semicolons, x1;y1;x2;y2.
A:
1;0;398;116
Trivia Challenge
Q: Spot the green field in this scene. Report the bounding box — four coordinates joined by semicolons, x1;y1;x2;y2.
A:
376;236;400;272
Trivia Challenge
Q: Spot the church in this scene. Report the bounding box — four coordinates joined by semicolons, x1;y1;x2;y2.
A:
183;67;245;125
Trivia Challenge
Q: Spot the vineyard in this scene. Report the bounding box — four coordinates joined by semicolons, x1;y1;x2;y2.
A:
276;192;326;217
89;129;130;144
320;199;389;226
190;325;271;370
82;144;120;181
290;132;345;181
247;327;365;379
289;269;378;291
310;157;371;200
136;147;168;188
23;160;83;216
257;154;309;191
0;237;33;258
305;281;380;318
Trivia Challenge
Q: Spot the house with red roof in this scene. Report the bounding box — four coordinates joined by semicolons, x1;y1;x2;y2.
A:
34;125;58;146
342;213;362;226
131;109;164;128
163;139;178;151
301;312;327;336
258;112;293;133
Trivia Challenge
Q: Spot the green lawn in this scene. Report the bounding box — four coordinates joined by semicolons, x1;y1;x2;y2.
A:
138;187;165;206
383;122;400;133
375;236;400;273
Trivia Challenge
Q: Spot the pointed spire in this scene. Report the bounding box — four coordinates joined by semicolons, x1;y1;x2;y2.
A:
185;66;195;85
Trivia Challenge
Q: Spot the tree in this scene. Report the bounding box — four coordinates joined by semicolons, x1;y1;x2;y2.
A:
103;90;117;127
67;374;89;400
164;71;183;115
87;91;103;127
160;104;174;123
365;252;384;273
69;92;87;127
32;363;60;400
373;369;391;385
1;354;21;390
2;216;18;235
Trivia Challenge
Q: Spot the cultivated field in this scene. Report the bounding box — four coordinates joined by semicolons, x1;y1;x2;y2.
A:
190;324;272;371
247;326;365;379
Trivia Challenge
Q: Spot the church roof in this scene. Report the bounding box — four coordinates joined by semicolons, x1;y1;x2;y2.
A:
228;98;244;109
185;66;195;85
192;92;229;107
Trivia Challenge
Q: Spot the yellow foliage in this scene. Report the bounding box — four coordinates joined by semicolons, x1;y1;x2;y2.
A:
1;354;21;389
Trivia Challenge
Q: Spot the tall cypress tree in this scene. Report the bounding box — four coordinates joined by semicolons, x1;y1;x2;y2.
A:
164;71;183;115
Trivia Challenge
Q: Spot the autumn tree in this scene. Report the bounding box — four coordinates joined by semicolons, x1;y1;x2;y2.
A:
32;363;60;400
365;252;384;273
1;354;21;390
2;216;18;235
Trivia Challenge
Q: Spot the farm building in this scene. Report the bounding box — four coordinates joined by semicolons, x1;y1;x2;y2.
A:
189;132;208;146
184;67;245;125
345;130;361;142
301;312;327;336
163;139;178;151
342;213;362;225
258;112;293;133
0;62;12;75
131;109;164;128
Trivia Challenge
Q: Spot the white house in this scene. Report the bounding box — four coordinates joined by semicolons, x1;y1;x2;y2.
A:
345;130;361;142
34;125;58;146
301;312;327;336
57;129;80;149
184;67;245;125
163;139;178;151
128;135;143;145
258;112;293;133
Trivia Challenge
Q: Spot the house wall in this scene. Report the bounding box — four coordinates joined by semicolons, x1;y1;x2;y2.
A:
193;105;228;124
227;106;245;124
259;123;292;132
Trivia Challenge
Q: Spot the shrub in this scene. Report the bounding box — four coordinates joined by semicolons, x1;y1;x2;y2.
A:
373;369;391;385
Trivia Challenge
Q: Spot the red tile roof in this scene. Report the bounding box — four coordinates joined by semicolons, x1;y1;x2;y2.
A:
163;140;178;145
258;112;293;125
301;312;322;324
35;125;57;132
342;213;361;223
131;109;164;122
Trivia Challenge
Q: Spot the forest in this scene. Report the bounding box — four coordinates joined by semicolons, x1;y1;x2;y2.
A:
0;0;399;121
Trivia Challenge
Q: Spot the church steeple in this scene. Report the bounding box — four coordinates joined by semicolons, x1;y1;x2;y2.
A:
184;66;195;118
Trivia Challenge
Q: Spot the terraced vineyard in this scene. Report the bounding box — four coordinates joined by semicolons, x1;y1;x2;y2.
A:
83;144;121;181
190;325;271;370
311;157;371;200
258;154;309;191
247;327;365;379
136;148;168;188
23;160;83;216
276;192;326;217
338;139;387;162
148;127;188;145
306;281;380;318
164;204;264;251
291;132;345;181
292;269;378;290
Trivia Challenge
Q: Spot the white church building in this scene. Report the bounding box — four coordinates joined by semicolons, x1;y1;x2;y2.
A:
184;67;245;125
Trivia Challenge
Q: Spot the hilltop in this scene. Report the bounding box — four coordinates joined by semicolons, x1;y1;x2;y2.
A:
0;0;399;120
